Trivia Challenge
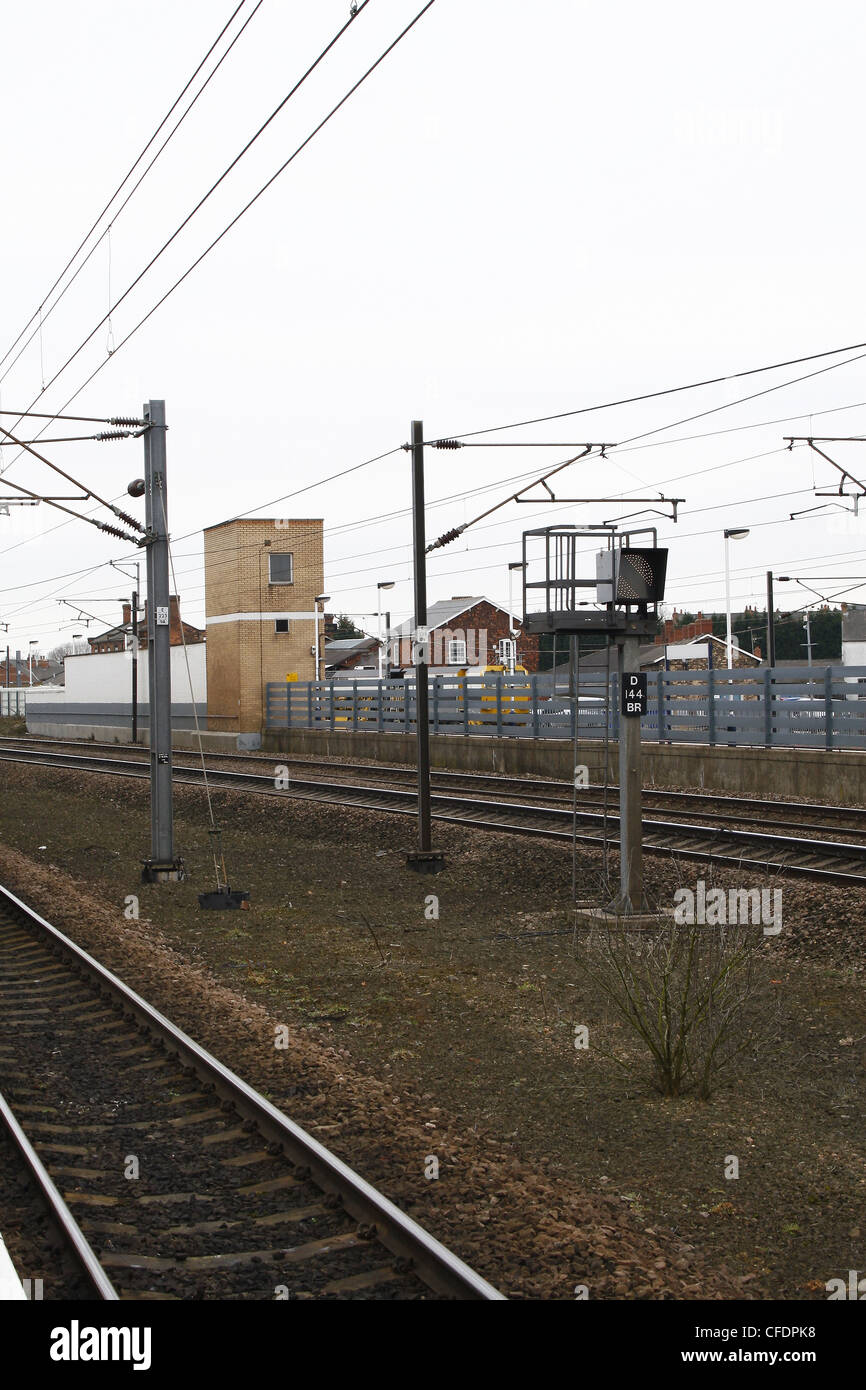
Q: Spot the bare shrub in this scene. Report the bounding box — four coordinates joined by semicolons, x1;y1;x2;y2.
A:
575;919;779;1099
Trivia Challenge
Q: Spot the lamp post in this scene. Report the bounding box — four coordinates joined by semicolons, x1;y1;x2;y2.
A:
507;562;524;675
723;528;750;667
313;594;330;683
377;581;395;678
28;639;37;686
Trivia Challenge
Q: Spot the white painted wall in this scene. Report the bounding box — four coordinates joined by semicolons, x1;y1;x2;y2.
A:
665;642;712;662
842;640;866;667
27;644;207;709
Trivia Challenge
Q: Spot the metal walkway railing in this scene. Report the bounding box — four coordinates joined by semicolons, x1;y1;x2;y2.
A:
266;666;866;750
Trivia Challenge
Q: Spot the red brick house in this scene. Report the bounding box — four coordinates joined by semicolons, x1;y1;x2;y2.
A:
88;596;204;654
390;596;541;673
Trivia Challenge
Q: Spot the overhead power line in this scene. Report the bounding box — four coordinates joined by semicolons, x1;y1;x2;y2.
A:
0;0;429;505
435;339;866;443
0;409;146;424
616;350;866;448
0;0;257;385
45;0;440;431
14;0;375;425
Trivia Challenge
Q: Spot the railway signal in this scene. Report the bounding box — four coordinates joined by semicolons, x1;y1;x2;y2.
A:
522;525;670;917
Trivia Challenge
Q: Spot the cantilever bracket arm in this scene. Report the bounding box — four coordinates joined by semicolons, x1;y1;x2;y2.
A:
425;445;596;553
784;436;866;497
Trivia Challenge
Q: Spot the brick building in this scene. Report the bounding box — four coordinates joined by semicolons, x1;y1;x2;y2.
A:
390;596;542;673
661;610;713;645
0;656;63;686
660;635;762;670
204;517;324;733
88;596;204;654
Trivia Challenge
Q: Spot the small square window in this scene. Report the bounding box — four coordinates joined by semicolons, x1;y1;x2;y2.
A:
269;552;293;584
447;639;467;665
274;618;290;635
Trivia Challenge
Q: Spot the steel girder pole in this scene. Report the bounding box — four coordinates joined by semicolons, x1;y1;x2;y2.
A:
141;400;184;882
407;419;444;875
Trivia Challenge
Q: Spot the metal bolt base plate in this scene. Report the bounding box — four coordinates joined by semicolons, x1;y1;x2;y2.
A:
406;850;446;874
141;858;187;884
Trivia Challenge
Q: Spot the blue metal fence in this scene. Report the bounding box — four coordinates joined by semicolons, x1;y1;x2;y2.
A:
0;687;27;717
265;666;866;750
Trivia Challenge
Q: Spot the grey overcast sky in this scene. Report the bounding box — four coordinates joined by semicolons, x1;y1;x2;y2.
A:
1;0;865;656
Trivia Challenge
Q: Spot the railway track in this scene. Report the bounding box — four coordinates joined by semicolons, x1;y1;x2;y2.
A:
4;733;866;832
0;882;503;1301
1;739;866;883
0;1090;115;1301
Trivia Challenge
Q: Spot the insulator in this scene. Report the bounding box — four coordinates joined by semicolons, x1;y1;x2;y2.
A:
433;438;462;449
95;430;134;442
426;524;465;553
109;416;147;428
113;508;144;532
99;521;135;541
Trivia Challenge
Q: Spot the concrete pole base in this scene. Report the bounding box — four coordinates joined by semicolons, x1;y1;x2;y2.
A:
572;902;676;929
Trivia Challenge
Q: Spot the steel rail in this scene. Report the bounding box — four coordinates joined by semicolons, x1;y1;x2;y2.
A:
0;1088;119;1300
2;747;866;881
3;735;865;826
0;882;503;1301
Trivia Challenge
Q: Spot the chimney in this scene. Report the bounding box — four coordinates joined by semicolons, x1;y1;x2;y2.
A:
169;595;182;645
138;596;182;645
123;602;131;626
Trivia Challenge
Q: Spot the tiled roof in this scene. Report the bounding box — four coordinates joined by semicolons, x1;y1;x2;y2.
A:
391;596;510;637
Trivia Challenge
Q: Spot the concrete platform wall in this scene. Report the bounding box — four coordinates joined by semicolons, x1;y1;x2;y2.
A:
262;727;866;803
27;723;246;754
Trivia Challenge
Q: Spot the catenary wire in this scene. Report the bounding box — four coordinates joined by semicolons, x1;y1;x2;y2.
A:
0;0;431;505
10;1;375;425
0;1;255;381
0;3;267;399
433;339;866;442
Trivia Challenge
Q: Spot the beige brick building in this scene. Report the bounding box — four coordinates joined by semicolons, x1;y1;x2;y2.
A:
204;518;324;733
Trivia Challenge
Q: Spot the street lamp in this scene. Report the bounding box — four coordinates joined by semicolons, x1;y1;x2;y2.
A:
507;562;525;676
377;581;395;679
28;639;38;686
723;528;750;668
313;594;330;683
